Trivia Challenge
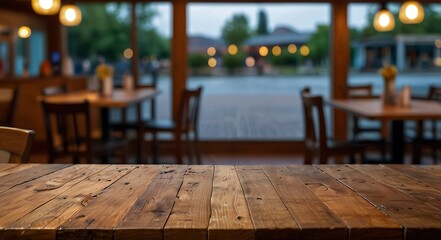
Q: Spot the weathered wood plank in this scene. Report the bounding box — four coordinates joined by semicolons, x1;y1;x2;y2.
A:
0;164;19;174
4;165;135;240
0;164;44;178
319;164;441;240
387;165;441;190
351;165;441;211
114;165;188;240
417;165;441;177
0;165;102;229
262;166;347;239
236;166;300;240
164;165;214;240
0;164;68;194
208;165;254;240
57;165;162;240
287;165;402;240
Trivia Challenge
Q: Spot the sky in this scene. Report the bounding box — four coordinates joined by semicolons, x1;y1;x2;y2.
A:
150;3;375;38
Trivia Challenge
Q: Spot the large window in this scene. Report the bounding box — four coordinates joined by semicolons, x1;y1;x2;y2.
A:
187;3;331;140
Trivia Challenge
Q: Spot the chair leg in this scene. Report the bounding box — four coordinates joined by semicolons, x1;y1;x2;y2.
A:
174;133;183;164
151;132;158;164
319;152;327;164
304;149;313;164
194;129;201;165
185;132;193;164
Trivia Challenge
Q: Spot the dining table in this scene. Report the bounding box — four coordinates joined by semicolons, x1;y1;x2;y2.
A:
328;99;441;163
41;88;159;163
0;163;440;240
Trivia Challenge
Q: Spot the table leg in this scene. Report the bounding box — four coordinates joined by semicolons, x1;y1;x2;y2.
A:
136;102;143;163
391;120;405;164
100;108;110;163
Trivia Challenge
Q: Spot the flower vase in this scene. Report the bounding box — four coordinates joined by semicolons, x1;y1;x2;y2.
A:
101;77;113;96
383;77;396;105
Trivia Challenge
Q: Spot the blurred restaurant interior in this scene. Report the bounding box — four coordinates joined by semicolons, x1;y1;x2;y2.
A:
0;0;440;165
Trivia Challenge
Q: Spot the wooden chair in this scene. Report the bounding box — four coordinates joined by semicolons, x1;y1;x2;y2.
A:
0;86;19;126
41;101;128;164
0;126;35;163
412;85;441;164
145;87;203;164
346;84;387;159
301;87;364;164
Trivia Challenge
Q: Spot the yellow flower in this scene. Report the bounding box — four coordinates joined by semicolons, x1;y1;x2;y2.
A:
379;64;397;81
96;63;114;80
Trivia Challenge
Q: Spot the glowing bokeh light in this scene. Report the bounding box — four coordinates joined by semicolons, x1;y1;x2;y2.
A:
18;26;32;39
228;44;238;55
207;47;216;56
245;57;255;67
208;58;217;68
259;46;269;57
288;44;297;54
272;46;282;56
123;48;134;59
300;45;310;57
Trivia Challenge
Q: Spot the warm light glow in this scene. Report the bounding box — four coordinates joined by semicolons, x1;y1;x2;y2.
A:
207;47;216;56
259;46;269;57
18;26;32;39
435;57;441;67
123;48;134;59
374;8;395;32
228;44;238;55
400;1;424;24
272;46;282;56
435;39;441;49
288;44;297;54
60;5;82;26
300;45;310;57
245;57;255;67
208;58;217;68
32;0;60;15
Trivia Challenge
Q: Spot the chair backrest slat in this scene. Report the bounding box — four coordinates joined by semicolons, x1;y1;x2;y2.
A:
177;87;203;131
0;126;35;163
429;86;441;102
347;84;374;99
0;87;19;126
41;101;91;163
301;87;328;151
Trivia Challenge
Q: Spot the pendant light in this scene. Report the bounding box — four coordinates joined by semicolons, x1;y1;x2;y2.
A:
399;1;425;24
59;5;82;26
374;3;395;32
32;0;61;15
18;26;32;39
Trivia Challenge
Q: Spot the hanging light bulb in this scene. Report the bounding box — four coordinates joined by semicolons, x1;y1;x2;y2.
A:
18;26;32;39
32;0;61;15
400;1;424;24
59;5;82;26
374;3;395;32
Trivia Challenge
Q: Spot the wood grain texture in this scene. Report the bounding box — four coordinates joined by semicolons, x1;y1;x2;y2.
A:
42;89;159;108
208;165;254;240
319;164;441;240
328;99;441;120
350;165;441;210
287;165;402;240
236;166;300;240
387;165;441;190
0;164;46;178
164;165;214;240
58;165;162;240
0;165;101;228
4;165;135;240
262;165;347;239
115;165;188;240
417;165;441;177
0;164;68;194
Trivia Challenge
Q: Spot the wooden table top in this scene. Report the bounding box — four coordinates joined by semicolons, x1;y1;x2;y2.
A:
41;88;159;108
0;164;440;240
328;99;441;120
